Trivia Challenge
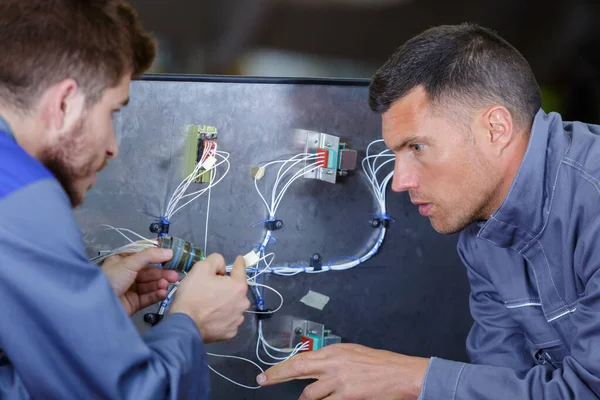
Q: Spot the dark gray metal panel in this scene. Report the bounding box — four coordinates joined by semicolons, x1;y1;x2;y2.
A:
75;77;472;399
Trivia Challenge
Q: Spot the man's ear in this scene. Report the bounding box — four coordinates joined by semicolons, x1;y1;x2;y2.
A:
483;106;514;156
41;78;85;139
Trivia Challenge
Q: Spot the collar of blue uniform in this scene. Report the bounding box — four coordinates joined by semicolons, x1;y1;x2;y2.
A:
0;114;15;141
476;109;567;250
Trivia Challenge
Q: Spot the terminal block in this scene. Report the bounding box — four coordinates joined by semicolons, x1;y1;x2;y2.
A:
259;316;342;354
300;129;357;184
290;318;342;352
184;125;218;184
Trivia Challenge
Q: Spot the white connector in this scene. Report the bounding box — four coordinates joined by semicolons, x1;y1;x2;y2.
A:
243;251;261;268
251;166;266;180
202;155;217;170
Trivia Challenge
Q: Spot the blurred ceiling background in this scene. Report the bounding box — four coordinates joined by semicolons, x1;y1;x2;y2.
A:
128;0;600;122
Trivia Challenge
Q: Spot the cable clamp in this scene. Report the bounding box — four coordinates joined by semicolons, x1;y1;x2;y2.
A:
143;313;163;326
265;218;284;231
255;308;273;320
150;216;171;236
370;213;394;228
310;252;323;271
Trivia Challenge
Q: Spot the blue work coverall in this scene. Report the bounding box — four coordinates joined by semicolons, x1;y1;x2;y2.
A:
420;110;600;399
0;115;210;399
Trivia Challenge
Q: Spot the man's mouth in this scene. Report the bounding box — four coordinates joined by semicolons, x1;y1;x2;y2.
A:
412;202;433;217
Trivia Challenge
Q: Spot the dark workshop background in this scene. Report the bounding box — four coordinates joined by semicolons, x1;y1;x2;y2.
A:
131;0;600;124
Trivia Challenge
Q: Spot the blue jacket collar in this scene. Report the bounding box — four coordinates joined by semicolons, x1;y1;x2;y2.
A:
476;110;570;251
0;114;15;141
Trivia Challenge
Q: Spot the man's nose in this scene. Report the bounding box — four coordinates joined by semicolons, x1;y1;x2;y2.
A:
391;160;418;192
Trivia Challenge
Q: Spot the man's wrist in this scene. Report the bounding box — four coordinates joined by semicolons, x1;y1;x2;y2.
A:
407;356;430;398
415;357;435;399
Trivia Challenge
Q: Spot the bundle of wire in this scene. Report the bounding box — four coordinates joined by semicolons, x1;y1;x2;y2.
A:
86;225;158;265
249;152;325;307
253;139;394;276
244;143;394;366
164;141;231;221
204;256;292;390
254;152;326;220
85;141;396;385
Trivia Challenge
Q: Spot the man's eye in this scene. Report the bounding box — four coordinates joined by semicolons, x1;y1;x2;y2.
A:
411;144;424;153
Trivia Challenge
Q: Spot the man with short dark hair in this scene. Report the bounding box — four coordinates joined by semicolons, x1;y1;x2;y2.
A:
258;23;600;399
0;1;250;398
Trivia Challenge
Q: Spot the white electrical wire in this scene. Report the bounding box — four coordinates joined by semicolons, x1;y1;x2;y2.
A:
271;163;324;215
261;339;309;361
252;139;394;275
85;225;158;265
175;151;230;203
90;240;158;264
164;143;231;220
129;140;395;383
169;157;229;217
204;171;214;254
258;340;309;366
245;282;284;315
256;320;310;366
165;142;213;218
84;224;155;244
224;252;275;274
253;153;324;218
271;154;319;210
206;353;264;390
246;254;276;282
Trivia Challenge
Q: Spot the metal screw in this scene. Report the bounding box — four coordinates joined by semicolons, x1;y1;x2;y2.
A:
325;142;331;147
313;140;318;144
325;170;333;175
295;328;304;335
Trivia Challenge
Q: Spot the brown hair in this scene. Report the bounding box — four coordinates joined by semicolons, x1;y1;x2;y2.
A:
0;0;156;111
369;24;541;132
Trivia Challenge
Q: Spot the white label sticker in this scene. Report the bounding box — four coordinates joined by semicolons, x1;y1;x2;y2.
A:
300;290;330;310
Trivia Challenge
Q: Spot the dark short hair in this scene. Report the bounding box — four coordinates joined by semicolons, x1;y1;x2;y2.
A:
369;23;542;130
0;0;156;111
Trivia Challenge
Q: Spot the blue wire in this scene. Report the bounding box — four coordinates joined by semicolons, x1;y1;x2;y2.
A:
157;216;171;238
248;247;269;311
250;217;275;228
253;236;277;254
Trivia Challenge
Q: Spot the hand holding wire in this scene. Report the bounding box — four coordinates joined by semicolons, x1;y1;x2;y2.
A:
101;248;178;316
169;254;251;343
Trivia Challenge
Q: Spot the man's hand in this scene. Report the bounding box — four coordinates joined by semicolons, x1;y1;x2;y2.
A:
102;248;178;316
169;253;251;343
256;344;429;400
